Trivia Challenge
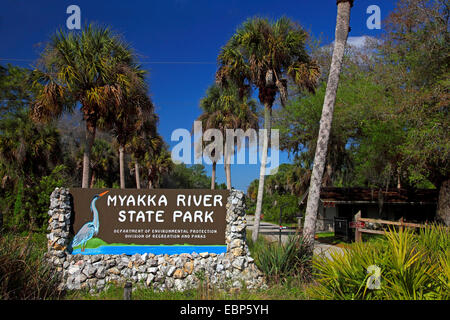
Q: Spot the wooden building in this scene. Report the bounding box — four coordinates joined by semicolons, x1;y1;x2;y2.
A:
300;187;438;232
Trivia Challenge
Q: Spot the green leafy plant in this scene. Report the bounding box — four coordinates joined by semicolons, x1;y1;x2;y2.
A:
310;226;450;300
250;233;311;283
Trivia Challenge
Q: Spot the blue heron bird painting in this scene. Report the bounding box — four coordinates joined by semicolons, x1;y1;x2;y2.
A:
71;190;109;252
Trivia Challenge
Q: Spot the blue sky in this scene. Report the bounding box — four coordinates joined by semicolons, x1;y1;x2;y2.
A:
0;0;396;191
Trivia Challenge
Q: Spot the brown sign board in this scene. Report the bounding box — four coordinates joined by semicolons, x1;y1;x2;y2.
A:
69;188;229;249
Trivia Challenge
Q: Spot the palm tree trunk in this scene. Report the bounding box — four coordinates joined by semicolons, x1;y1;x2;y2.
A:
252;104;272;243
323;163;333;187
225;152;232;190
223;144;232;190
437;178;450;226
90;171;96;188
211;161;216;190
302;0;352;252
148;169;153;189
82;121;96;188
135;162;141;189
119;145;126;189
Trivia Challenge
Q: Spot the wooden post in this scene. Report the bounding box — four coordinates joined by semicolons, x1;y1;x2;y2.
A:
355;210;362;242
123;282;132;300
399;217;404;232
279;206;282;245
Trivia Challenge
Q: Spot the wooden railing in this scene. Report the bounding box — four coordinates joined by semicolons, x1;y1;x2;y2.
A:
353;211;432;242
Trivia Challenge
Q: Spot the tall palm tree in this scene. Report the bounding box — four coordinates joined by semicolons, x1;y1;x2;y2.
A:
141;143;174;189
128;116;159;189
302;0;353;252
197;85;222;189
286;161;312;196
74;138;118;188
31;25;138;188
217;17;320;242
101;79;155;189
197;84;258;190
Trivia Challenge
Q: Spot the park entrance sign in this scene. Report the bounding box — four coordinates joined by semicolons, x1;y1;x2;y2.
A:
47;187;266;291
69;188;229;255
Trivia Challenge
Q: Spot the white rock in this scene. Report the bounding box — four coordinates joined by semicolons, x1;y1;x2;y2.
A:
147;267;158;274
68;265;80;275
167;266;176;277
146;274;155;286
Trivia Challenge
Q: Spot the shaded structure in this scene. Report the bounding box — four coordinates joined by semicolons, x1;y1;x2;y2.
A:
300;187;438;232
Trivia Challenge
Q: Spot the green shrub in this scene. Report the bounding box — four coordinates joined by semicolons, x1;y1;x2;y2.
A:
248;233;311;283
26;165;68;232
3;165;68;233
0;233;61;300
416;223;449;256
309;225;450;300
247;193;301;224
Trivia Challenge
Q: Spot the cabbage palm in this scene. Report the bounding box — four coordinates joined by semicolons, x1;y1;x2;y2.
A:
141;142;174;189
197;85;222;189
217;17;320;242
198;84;258;190
101;79;155;189
128;115;159;189
74;138;118;188
31;24;139;188
303;0;353;253
286;163;311;196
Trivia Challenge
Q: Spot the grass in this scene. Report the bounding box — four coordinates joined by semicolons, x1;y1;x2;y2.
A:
66;276;311;300
0;232;62;300
313;232;349;247
314;231;384;247
316;232;334;238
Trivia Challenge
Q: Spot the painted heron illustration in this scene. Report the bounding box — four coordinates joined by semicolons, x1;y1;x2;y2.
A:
71;190;109;252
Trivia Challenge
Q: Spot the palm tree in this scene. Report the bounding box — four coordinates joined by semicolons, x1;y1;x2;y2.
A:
197;84;259;190
0;110;61;187
101;79;155;189
142;143;174;189
217;17;320;242
286;162;311;196
128;118;158;189
247;179;259;201
76;138;118;188
302;0;353;252
31;24;138;188
197;85;222;189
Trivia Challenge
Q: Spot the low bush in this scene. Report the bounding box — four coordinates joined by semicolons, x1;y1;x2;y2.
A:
248;232;311;283
309;224;450;300
2;165;68;233
0;233;61;300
